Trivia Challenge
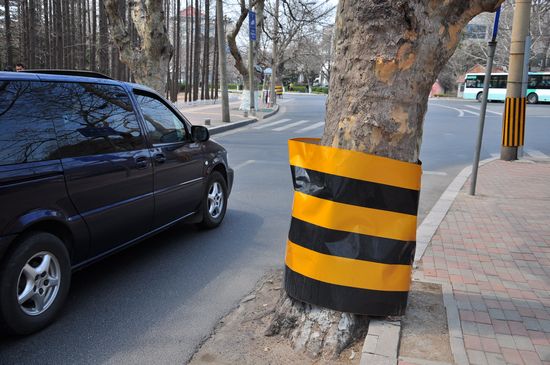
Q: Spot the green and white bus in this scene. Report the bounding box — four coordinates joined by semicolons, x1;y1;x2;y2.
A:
463;72;550;103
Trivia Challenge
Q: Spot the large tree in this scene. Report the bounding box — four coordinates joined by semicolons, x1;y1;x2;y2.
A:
104;0;173;94
267;0;504;359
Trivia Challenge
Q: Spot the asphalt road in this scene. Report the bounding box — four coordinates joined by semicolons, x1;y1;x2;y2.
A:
0;95;548;364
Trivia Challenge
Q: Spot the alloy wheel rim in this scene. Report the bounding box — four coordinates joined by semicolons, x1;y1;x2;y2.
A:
207;182;224;219
17;251;61;316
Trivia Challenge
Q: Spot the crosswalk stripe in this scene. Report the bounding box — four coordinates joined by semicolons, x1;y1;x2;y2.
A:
254;118;291;129
526;149;550;159
273;120;310;131
296;121;325;133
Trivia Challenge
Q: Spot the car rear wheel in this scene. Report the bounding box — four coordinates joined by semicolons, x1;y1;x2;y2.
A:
198;171;228;229
0;232;70;335
527;93;539;104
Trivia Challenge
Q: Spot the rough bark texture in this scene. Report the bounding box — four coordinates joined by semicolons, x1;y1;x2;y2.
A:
269;0;504;360
104;0;173;94
321;0;504;163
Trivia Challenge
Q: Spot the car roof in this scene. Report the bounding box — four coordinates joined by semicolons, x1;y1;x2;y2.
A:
0;70;126;87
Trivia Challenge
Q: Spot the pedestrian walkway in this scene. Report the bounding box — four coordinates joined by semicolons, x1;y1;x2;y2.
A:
412;158;550;365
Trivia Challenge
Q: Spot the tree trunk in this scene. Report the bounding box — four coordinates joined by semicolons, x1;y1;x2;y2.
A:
4;0;14;68
104;0;173;94
267;0;504;360
202;0;210;100
192;0;201;100
90;0;97;70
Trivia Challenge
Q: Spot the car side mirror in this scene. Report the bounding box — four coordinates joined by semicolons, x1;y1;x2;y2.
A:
191;125;210;142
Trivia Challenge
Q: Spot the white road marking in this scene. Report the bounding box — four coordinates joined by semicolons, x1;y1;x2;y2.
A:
423;171;448;176
525;149;550;159
429;103;464;117
253;118;291;129
464;105;503;116
233;160;256;170
296;122;325;133
273;120;310;131
462;109;479;116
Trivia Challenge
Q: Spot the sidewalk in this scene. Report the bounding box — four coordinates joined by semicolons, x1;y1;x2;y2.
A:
174;94;279;134
409;158;550;365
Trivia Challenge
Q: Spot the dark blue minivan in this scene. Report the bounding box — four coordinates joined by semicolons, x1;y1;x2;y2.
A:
0;71;233;335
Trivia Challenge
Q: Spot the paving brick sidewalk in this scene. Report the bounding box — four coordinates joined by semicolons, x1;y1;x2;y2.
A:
417;160;550;365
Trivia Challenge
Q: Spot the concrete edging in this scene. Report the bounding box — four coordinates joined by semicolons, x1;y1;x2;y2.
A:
262;104;280;119
360;157;498;365
208;118;257;135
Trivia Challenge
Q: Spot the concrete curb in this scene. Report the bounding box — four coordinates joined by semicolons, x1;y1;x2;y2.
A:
262;104;280;119
359;157;498;365
207;118;257;135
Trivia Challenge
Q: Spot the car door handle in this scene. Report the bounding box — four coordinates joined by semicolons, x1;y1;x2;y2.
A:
154;154;166;164
134;156;149;169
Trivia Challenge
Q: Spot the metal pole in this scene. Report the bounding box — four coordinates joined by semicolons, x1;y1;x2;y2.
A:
270;0;279;107
470;41;497;196
470;7;500;196
216;0;230;123
248;0;256;116
518;35;531;157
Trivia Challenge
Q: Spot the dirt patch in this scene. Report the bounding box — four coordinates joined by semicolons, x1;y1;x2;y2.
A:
399;280;453;364
189;269;364;365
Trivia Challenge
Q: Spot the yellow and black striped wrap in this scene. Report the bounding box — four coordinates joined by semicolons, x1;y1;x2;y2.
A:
502;97;526;147
285;138;422;316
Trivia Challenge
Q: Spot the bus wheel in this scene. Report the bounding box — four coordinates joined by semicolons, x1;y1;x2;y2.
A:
527;93;538;104
476;92;483;102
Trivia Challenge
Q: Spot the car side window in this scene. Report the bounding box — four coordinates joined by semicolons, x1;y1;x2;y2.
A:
134;91;188;144
0;81;60;166
48;83;145;158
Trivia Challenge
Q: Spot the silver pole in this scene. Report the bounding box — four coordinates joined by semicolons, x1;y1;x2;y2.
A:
470;41;497;196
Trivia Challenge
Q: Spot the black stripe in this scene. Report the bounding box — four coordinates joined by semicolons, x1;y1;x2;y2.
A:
290;166;419;216
289;217;415;265
285;266;409;316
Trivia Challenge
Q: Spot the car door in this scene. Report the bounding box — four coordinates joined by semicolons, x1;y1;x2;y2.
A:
51;82;154;256
133;90;205;228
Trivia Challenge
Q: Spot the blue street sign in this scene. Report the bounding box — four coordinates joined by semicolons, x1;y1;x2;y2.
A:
249;11;257;41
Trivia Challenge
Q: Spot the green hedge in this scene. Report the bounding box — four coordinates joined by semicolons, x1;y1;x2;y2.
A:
312;86;329;94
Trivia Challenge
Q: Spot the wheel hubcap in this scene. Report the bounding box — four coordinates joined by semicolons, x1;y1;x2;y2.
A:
207;182;224;219
17;251;61;316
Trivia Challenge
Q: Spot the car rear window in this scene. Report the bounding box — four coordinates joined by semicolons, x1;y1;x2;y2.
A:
0;81;60;166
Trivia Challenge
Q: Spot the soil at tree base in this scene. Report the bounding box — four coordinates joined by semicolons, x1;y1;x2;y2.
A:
188;269;363;365
399;280;454;364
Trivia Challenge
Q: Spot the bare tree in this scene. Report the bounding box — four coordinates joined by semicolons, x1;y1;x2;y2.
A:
267;0;503;359
104;0;173;94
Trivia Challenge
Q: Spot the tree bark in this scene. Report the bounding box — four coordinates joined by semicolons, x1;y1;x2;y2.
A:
192;0;201;100
104;0;173;94
268;0;504;360
201;0;210;100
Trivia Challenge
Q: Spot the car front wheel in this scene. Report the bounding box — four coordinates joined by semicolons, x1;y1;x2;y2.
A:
198;171;228;229
0;232;71;335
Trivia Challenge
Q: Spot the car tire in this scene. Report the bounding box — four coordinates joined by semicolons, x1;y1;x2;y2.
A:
0;232;71;335
198;171;228;229
527;93;539;104
476;92;483;102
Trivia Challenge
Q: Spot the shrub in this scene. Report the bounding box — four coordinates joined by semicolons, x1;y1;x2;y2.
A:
312;86;329;94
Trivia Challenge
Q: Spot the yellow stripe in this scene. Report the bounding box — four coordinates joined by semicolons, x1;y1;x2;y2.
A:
519;98;525;146
502;100;508;146
515;98;520;146
292;191;417;242
288;138;421;191
285;240;411;292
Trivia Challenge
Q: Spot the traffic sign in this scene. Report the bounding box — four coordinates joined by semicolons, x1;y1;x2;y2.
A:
249;11;256;41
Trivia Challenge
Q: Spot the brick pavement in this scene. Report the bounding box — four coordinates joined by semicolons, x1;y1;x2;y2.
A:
417;160;550;365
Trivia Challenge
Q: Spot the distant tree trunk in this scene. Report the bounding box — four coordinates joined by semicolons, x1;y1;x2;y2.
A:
4;0;14;68
185;0;190;101
192;0;201;100
104;0;173;94
54;0;62;68
201;0;210;99
98;1;109;74
43;0;51;68
90;0;97;70
267;0;504;360
211;12;218;100
227;1;250;88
